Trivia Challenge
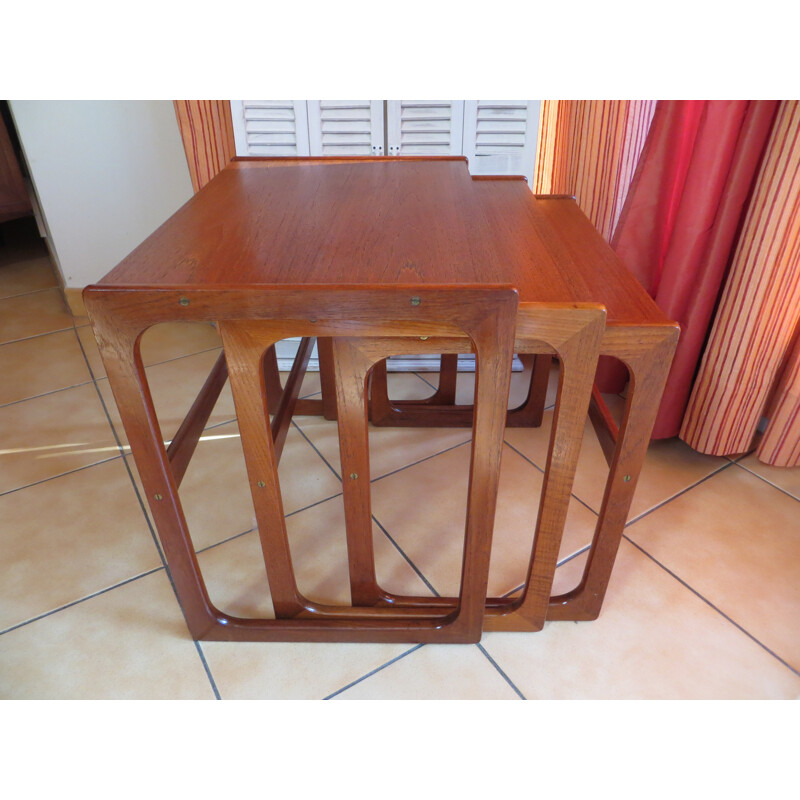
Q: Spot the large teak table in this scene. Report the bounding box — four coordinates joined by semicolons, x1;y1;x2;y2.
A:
84;157;678;643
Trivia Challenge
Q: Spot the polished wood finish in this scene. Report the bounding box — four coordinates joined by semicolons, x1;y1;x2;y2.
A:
85;157;679;643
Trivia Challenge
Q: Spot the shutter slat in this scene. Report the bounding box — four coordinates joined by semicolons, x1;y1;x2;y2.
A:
387;101;464;156
308;101;383;156
463;101;541;183
231;100;310;157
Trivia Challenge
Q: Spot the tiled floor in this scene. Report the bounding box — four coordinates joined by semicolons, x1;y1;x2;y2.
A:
2;227;799;700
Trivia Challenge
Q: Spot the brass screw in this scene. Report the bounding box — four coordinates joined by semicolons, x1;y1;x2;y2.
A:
257;481;266;488
179;297;190;307
349;473;358;480
419;336;429;340
410;296;421;306
154;493;163;501
623;475;631;482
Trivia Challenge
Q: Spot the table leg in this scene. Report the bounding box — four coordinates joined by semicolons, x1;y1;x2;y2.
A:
547;326;679;621
90;323;224;639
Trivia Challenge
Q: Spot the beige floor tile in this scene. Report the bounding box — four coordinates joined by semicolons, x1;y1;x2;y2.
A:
77;321;221;379
295;369;322;398
97;349;236;446
0;288;73;344
198;501;434;699
481;539;800;699
0;383;119;495
0;329;92;405
737;453;800;501
127;420;343;551
198;497;432;616
370;443;597;597
201;638;419;701
505;403;728;518
332;643;521;699
0;458;162;630
296;374;472;479
550;548;590;597
0;570;215;699
0;251;58;298
626;464;800;672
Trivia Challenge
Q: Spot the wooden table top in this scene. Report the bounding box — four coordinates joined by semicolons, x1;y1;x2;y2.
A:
96;157;669;327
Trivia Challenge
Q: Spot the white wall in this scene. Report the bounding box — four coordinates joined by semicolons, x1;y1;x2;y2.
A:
9;101;193;288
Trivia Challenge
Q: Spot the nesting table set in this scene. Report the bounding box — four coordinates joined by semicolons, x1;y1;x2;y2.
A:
84;157;678;643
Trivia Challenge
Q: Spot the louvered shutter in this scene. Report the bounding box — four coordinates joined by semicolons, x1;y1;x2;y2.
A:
462;101;540;184
230;101;310;157
385;101;465;156
306;101;384;156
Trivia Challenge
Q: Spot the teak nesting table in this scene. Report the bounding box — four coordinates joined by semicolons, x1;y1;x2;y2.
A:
84;157;678;644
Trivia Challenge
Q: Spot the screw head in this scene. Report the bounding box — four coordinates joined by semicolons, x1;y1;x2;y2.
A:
419;335;429;340
179;297;190;307
623;474;631;482
257;481;266;488
410;296;421;306
154;493;163;501
349;473;358;480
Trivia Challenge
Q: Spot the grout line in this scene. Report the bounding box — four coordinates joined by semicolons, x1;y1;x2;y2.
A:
502;438;599;517
623;460;736;528
194;643;222;700
731;460;800;505
370;514;440;598
475;643;527;699
0;454;123;498
0;377;97;410
0;284;61;302
290;420;343;481
413;371;438;392
323;644;425;699
0;567;164;637
623;535;800;679
370;438;472;483
0;324;75;347
193;488;348;557
558;543;591;568
0;320;72;347
200;416;238;433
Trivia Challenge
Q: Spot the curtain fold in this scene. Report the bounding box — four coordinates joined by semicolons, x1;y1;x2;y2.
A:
599;100;779;438
681;101;800;465
173;101;236;193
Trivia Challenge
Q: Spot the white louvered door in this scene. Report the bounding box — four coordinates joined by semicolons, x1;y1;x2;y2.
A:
462;101;541;184
306;101;384;156
385;101;465;156
230;101;310;157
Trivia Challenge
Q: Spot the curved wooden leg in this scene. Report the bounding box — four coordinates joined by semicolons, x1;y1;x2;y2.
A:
547;326;679;621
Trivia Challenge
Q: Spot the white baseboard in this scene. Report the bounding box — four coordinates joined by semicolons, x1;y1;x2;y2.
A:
274;339;522;372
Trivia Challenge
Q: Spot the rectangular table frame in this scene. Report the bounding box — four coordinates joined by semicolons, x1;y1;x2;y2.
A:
84;283;611;642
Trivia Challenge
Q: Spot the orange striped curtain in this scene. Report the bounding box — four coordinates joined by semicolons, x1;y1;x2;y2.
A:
174;101;236;193
681;100;800;466
534;100;657;241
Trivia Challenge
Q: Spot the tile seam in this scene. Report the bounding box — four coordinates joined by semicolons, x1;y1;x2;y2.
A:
622;534;800;679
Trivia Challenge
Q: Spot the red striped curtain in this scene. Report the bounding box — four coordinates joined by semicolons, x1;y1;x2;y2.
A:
681;101;800;465
536;100;800;466
534;100;657;240
174;101;236;193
